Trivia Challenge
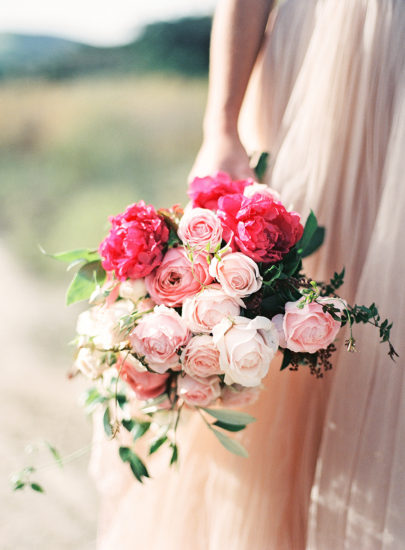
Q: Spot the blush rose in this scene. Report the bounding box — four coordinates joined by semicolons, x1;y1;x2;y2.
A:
178;207;223;252
209;252;262;299
212;316;279;387
119;356;169;400
177;375;221;407
280;298;344;354
182;284;241;333
130;306;190;373
181;335;222;378
145;247;213;307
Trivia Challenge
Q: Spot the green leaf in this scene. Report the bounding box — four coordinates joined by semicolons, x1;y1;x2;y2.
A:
296;211;318;256
301;226;325;258
116;394;127;409
118;446;150;483
66;260;106;305
252;152;269;182
45;442;63;468
132;421;151;442
203;408;256;426
280;349;292;371
170;444;178;465
41;247;100;264
149;436;167;455
211;428;249;457
122;419;135;432
213;420;247;432
12;480;25;491
30;483;45;494
103;408;113;438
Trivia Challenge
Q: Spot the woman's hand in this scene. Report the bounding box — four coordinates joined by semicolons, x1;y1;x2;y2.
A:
188;131;256;182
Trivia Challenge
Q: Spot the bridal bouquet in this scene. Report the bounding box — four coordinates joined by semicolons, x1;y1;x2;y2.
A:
18;168;396;487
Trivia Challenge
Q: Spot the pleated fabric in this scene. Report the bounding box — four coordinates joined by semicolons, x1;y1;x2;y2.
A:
91;1;405;548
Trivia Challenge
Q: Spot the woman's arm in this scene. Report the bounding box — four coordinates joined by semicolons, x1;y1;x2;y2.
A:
190;0;275;180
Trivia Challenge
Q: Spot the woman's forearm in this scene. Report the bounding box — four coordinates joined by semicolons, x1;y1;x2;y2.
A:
204;0;275;137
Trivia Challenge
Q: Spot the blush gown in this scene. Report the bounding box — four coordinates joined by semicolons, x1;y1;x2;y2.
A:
90;1;405;548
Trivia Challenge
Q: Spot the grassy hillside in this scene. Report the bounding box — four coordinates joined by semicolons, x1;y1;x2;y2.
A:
0;75;208;275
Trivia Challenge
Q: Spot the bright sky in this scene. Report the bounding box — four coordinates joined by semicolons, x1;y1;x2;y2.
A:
0;0;218;46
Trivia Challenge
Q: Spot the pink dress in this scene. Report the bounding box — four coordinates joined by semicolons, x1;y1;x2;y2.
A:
91;1;405;548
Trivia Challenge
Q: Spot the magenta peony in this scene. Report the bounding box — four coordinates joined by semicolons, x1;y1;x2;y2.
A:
99;201;169;280
188;172;252;210
217;193;303;263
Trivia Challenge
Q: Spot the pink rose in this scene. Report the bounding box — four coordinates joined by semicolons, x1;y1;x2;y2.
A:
145;247;213;307
177;375;221;407
282;298;344;354
209;252;262;299
188;172;252;210
221;385;261;408
178;207;223;252
243;182;281;202
217;193;303;263
119;357;169;400
213;316;279;387
181;335;222;378
129;306;190;373
182;284;241;333
99;201;169;280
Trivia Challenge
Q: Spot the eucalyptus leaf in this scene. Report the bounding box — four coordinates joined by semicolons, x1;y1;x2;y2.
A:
213;420;247;432
211;428;249;457
41;247;100;264
203;408;256;426
103;408;113;438
30;483;45;494
45;441;63;468
132;421;151;442
66;260;106;305
118;446;150;483
149;436;167;455
170;444;178;465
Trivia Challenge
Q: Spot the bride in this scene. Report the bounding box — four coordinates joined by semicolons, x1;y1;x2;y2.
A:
90;1;405;548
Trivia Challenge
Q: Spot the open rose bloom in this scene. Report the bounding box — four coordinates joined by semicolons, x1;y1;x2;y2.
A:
63;170;393;481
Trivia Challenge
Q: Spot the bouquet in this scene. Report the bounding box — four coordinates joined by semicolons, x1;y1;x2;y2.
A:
12;164;397;490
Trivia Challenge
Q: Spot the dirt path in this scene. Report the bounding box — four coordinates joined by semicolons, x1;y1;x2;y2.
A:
1;242;98;549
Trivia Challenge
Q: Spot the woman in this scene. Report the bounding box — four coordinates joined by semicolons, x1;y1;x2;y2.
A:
91;1;405;548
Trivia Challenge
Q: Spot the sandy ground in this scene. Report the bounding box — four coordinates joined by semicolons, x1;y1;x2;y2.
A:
1;242;98;549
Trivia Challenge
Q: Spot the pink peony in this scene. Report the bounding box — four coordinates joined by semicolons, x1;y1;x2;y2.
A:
119;357;169;400
178;207;223;252
181;335;222;378
188;172;252;210
99;201;169;280
182;284;241;333
129;306;190;373
145;247;213;308
217;193;303;263
177;375;221;407
209;252;262;299
221;385;261;408
281;298;344;354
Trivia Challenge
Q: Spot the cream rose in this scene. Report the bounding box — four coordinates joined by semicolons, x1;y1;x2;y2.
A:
282;298;344;354
182;284;241;333
130;305;190;373
178;206;223;252
177;375;221;407
118;278;147;302
76;299;134;349
209;252;262;298
74;347;107;379
212;316;279;387
181;335;222;378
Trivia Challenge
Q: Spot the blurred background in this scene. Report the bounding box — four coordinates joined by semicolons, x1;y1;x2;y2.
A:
1;2;216;548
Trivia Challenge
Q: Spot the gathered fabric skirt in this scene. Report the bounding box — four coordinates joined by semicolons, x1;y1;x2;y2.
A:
91;1;405;548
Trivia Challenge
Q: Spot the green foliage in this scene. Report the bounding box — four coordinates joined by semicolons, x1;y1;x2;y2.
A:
211;428;249;458
252;152;269;182
45;442;63;468
202;408;256;426
30;483;45;493
213;420;246;432
280;349;292;371
169;443;178;465
149;435;168;455
322;268;346;295
296;211;325;258
103;407;113;438
119;446;150;483
43;247;100;265
66;260;106;305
